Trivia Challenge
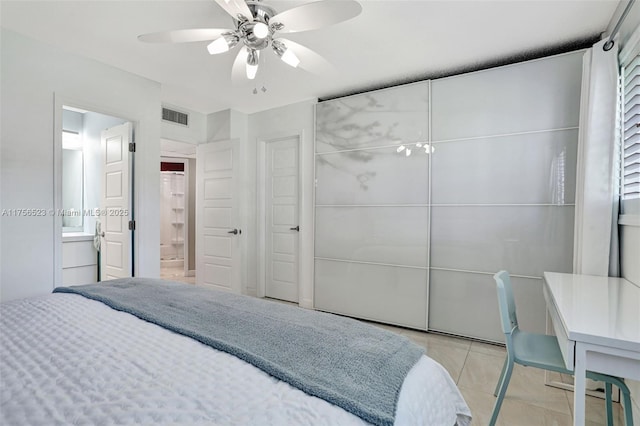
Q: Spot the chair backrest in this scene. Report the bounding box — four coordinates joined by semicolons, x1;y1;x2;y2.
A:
494;270;519;336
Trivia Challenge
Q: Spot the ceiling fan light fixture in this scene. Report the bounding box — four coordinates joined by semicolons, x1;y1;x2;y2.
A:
281;49;300;68
139;0;364;84
207;33;239;55
246;63;259;79
272;40;300;68
246;49;260;79
253;22;269;39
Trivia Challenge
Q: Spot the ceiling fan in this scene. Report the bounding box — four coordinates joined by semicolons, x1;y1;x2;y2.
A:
138;0;362;84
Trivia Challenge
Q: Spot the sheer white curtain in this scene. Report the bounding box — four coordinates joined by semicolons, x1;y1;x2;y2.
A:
573;39;620;277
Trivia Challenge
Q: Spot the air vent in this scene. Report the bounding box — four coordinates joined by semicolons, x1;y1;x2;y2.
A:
162;107;189;126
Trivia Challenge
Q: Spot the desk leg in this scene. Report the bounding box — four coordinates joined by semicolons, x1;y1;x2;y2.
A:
573;343;587;426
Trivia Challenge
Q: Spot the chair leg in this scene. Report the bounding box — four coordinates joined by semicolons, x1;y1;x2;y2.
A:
605;382;613;426
621;384;634;426
489;358;514;426
593;374;635;426
494;358;508;397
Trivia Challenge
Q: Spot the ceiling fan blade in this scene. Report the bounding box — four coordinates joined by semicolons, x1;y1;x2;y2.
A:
270;0;361;33
213;0;253;21
274;38;335;75
231;47;251;86
138;28;231;43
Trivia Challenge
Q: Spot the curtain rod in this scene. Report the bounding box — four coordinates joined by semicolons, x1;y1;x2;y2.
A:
604;0;636;51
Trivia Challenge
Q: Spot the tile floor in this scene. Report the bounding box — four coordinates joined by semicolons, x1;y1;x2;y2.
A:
160;263;196;284
367;322;626;426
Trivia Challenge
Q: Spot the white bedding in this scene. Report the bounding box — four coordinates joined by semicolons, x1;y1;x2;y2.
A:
0;293;471;425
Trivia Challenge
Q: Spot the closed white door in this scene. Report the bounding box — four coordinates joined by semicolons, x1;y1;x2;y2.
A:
100;122;132;280
196;140;241;293
265;137;299;302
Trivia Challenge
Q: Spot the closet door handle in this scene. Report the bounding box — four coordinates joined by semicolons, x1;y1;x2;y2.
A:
227;229;240;235
290;226;299;232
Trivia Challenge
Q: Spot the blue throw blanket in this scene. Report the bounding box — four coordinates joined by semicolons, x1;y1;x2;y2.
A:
54;278;424;426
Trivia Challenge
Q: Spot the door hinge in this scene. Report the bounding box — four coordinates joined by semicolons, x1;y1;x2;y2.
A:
129;220;136;231
129;142;136;153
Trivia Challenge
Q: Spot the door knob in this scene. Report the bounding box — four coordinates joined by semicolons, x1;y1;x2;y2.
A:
227;229;240;235
290;226;300;232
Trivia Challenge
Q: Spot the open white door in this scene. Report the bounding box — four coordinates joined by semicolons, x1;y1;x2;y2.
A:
196;140;241;293
265;137;299;302
100;122;133;280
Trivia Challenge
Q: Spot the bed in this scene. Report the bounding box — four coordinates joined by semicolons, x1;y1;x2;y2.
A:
0;278;471;426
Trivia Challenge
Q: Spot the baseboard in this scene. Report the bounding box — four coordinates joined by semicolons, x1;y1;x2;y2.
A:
186;269;195;277
299;298;313;309
245;288;257;297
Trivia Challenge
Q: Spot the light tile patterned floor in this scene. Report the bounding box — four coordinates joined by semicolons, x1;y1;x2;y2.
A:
367;322;626;426
160;264;196;284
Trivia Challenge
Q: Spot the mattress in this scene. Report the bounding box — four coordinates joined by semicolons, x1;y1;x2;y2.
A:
0;293;472;425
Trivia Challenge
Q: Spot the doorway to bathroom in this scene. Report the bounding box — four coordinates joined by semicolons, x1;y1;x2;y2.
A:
56;103;133;287
160;139;196;284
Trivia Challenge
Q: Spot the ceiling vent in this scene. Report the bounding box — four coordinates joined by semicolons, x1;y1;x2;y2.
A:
162;107;189;126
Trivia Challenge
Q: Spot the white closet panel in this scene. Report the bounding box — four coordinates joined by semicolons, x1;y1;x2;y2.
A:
430;206;574;277
316;82;429;153
431;129;578;205
314;259;428;329
314;50;582;341
428;270;546;341
315;207;429;267
431;52;582;141
316;146;429;205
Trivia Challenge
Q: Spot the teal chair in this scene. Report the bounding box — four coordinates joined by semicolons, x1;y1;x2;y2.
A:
491;270;633;426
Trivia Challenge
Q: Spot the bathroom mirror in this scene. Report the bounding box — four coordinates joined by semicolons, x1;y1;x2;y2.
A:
62;132;84;231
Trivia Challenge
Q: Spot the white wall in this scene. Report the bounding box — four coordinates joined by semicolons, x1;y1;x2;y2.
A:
1;29;161;301
207;109;231;142
246;100;316;307
161;104;206;145
63;109;83;133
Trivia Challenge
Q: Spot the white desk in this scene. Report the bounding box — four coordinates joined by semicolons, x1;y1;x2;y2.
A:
543;272;640;426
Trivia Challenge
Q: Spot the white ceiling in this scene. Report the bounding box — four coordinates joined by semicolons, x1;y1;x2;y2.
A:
1;0;620;115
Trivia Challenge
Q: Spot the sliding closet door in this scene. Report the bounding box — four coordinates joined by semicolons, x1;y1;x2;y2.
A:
429;52;582;341
314;82;431;329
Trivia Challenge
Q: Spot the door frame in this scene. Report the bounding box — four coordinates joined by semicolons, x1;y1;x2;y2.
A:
53;94;139;287
160;156;190;277
256;132;303;302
